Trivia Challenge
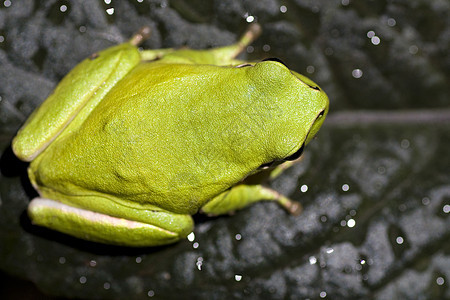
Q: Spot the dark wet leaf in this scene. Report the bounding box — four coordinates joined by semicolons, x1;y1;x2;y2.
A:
1;0;449;299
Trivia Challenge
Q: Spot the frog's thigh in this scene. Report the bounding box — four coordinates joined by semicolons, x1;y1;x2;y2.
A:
28;198;193;247
201;184;302;216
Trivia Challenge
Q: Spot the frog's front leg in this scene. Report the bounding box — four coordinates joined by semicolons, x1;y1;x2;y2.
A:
28;198;194;247
201;184;302;216
268;156;305;180
147;23;262;66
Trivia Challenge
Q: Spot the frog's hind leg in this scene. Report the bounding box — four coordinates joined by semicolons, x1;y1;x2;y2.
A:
139;23;262;65
268;156;305;180
27;197;194;247
201;184;302;216
127;26;176;61
208;22;262;63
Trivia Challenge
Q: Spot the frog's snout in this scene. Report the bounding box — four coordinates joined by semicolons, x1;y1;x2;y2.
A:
304;108;327;145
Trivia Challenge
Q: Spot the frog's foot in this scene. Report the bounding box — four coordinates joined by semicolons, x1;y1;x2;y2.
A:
139;23;262;65
231;22;262;58
202;23;262;65
28;198;193;247
201;184;302;216
128;27;176;61
129;26;152;46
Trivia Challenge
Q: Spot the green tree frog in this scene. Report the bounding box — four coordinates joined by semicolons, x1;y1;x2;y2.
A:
12;24;329;247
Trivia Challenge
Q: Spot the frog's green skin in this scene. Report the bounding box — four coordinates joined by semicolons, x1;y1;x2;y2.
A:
12;24;329;247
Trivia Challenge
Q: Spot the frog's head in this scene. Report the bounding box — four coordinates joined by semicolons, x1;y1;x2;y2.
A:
241;59;329;164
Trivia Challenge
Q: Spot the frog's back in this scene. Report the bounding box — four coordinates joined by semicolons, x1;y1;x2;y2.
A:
30;63;271;214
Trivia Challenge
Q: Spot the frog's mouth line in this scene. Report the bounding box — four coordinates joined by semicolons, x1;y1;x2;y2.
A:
256;108;326;171
289;108;326;157
284;143;305;161
305;108;326;139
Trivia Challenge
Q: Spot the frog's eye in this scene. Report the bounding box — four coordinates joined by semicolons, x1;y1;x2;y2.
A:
261;57;288;67
284;144;304;161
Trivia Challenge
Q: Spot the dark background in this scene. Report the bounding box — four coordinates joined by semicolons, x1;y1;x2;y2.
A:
0;0;449;299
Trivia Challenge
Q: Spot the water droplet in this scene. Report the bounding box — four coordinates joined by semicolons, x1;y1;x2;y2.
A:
387;18;396;27
409;45;418;55
347;219;356;228
280;5;287;13
400;139;410;149
79;276;87;284
187;232;195;242
398;203;407;212
371;36;381;45
246;15;254;23
421;197;430;205
306;65;315;74
436;276;445;285
443;204;450;214
196;257;203;270
300;184;308;193
352;69;363;79
235;274;243;281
